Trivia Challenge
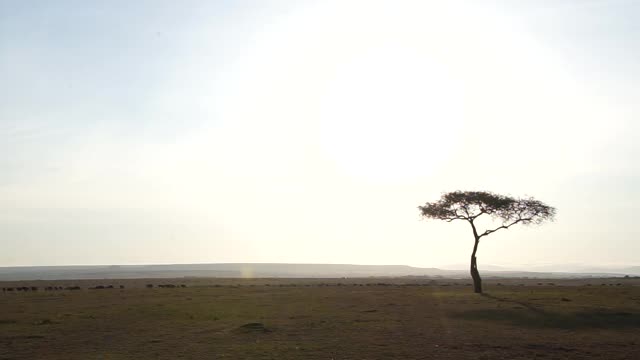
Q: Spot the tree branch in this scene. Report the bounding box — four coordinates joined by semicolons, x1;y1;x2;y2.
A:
443;215;467;222
478;217;533;238
470;209;486;220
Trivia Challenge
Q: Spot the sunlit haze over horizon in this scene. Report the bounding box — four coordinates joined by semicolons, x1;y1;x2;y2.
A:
1;0;639;269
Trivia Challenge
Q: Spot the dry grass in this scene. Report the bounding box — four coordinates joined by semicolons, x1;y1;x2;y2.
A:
1;278;639;359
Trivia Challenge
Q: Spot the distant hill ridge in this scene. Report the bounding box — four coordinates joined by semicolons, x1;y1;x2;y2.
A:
0;263;637;281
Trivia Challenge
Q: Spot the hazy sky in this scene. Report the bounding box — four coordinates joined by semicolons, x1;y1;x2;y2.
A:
1;0;639;268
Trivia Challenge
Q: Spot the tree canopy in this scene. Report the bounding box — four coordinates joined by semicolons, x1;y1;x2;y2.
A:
418;191;556;238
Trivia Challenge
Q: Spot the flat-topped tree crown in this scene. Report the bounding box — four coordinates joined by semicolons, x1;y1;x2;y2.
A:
418;191;555;293
419;191;555;232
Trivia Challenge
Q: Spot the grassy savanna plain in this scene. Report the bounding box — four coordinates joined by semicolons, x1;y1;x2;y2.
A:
1;278;639;359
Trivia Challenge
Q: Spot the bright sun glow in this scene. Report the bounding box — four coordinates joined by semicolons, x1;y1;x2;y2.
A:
212;1;485;183
318;44;466;182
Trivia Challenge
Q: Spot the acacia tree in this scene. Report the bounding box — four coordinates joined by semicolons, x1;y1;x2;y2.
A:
418;191;555;293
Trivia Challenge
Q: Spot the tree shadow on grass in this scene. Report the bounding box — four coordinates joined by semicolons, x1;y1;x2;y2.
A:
450;293;640;329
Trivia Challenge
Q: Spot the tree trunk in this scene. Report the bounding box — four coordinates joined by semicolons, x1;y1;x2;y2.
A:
469;221;482;293
470;246;482;293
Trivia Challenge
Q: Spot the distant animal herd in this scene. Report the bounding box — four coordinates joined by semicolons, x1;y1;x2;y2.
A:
2;284;187;292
